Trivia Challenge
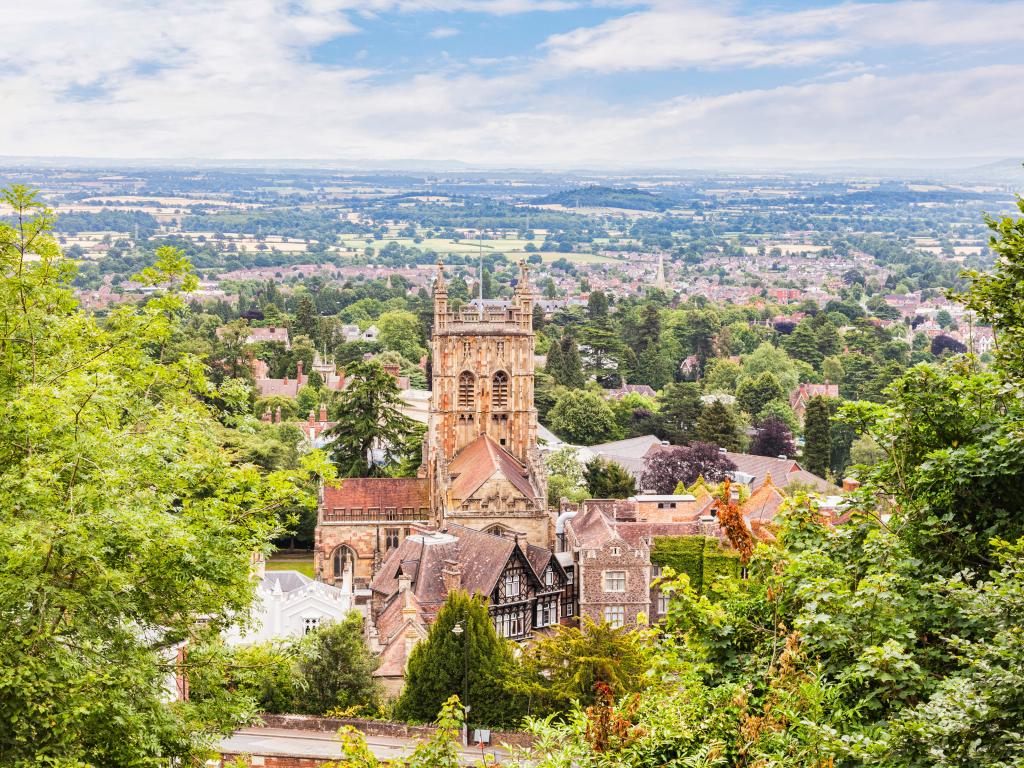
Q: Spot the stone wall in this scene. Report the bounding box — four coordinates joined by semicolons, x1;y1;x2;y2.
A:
576;540;651;627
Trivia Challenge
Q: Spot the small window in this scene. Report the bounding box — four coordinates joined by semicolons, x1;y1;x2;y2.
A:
544;567;554;588
496;341;505;355
657;593;670;614
652;565;663;579
610;546;621;556
604;571;626;592
368;507;380;519
603;606;625;628
385;528;400;550
504;570;521;599
351;507;363;519
401;507;414;519
385;507;398;520
303;616;321;635
462;341;471;355
740;566;750;580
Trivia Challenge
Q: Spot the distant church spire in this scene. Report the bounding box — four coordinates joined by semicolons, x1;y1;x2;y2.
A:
655;252;667;291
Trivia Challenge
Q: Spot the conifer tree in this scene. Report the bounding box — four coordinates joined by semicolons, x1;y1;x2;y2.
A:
544;333;564;381
557;332;585;389
696;400;743;451
325;360;415;477
394;591;522;728
802;395;832;478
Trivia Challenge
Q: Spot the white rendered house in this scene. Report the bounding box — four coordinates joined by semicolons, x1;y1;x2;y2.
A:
225;570;362;645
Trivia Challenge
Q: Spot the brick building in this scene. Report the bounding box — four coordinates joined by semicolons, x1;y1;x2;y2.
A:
313;260;555;607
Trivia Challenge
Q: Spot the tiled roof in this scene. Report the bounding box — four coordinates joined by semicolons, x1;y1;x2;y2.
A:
321;477;429;512
371;525;533;611
448;435;538;503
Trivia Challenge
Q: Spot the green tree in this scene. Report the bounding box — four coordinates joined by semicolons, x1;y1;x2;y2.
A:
736;371;784;418
548;390;621;445
0;186;321;765
802;395;832;478
394;591;522;728
514;620;653;715
293;613;381;715
657;382;703;444
325;360;416;477
296;293;318;341
377;310;427;363
583;458;637;498
587;290;609;323
740;342;799;393
555;332;586;388
695;400;743;451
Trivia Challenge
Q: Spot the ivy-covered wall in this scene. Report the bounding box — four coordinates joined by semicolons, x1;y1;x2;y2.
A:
651;536;740;594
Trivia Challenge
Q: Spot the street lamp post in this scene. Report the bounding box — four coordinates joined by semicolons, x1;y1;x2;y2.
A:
451;620;470;746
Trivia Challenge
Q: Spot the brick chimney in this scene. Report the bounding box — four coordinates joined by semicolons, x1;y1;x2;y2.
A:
319;403;328;422
261;410;272;423
383;363;400;379
441;559;462;594
274;405;282;424
296;360;303;386
308;410;315;427
842;477;861;492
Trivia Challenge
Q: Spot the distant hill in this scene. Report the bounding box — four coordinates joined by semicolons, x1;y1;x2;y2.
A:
530;185;672;212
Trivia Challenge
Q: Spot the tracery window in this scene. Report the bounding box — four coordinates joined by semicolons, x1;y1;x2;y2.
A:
492;370;509;410
458;371;475;408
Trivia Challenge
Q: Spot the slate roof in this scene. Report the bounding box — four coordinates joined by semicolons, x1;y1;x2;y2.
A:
370;525;539;611
261;570;311;593
448;435;539;503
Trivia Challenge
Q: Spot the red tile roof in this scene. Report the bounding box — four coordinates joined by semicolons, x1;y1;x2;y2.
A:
321;478;429;512
448;435;539;503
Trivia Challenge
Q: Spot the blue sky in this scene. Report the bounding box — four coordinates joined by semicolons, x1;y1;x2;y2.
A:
3;0;1023;166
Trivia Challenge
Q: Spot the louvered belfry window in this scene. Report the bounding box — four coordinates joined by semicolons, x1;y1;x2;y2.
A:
458;371;475;408
492;370;509;409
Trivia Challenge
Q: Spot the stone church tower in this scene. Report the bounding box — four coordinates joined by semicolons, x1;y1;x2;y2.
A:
427;261;551;547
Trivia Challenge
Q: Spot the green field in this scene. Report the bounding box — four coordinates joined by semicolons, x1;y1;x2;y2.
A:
336;235;623;265
266;554;314;578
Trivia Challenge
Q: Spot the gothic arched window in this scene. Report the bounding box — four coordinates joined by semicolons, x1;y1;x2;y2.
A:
332;546;356;592
492;370;509;410
458;371;475;408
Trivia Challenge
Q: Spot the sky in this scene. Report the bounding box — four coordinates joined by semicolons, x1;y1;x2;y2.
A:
2;0;1023;168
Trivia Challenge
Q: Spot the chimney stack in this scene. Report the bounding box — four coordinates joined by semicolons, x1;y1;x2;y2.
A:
296;360;303;386
441;560;462;594
319;403;328;422
274;405;282;424
842;477;861;492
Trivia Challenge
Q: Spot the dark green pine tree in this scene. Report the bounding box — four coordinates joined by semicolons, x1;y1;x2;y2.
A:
394;591;523;728
657;382;703;444
558;332;586;389
802;395;832;479
324;360;416;477
583;458;637;498
295;294;318;342
783;320;824;368
544;334;565;381
587;290;609;324
696;400;743;451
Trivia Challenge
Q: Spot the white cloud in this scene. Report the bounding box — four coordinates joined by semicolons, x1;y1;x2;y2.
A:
0;0;1021;165
543;1;1024;72
429;26;461;37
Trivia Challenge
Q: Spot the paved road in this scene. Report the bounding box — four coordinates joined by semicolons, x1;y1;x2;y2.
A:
220;726;512;765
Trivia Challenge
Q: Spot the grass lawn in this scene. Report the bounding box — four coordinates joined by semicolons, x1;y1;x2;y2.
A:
266;554;315;578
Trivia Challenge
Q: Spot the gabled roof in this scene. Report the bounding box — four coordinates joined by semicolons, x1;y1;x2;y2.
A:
370;525;544;610
448;435;538;503
739;473;787;521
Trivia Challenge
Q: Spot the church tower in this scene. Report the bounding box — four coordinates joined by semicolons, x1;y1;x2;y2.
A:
427;261;551;547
